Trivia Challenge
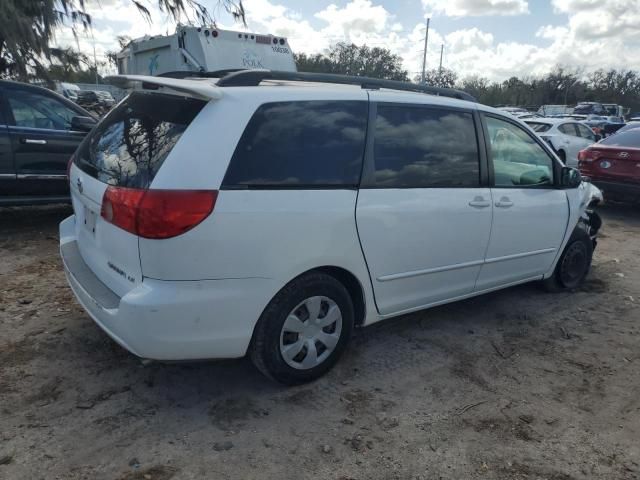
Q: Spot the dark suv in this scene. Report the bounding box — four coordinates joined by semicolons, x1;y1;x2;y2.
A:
573;102;606;115
0;80;96;206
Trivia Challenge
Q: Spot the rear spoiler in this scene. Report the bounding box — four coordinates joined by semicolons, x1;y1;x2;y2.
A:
105;75;221;101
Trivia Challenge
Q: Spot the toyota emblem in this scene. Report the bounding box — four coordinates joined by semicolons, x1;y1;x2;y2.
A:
76;177;83;193
619;152;629;158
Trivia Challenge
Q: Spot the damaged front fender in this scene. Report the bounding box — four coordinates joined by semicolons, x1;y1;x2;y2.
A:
579;182;603;248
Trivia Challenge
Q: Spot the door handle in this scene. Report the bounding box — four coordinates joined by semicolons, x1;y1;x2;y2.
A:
22;138;47;145
495;197;513;208
468;196;491;208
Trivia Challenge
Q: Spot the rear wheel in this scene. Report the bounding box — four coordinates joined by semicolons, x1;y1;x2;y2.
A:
250;272;354;385
542;228;593;292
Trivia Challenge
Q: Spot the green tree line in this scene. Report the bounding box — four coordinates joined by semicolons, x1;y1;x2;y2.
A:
297;44;640;112
458;68;640;112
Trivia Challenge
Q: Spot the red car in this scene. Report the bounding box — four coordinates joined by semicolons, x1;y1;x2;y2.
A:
578;129;640;202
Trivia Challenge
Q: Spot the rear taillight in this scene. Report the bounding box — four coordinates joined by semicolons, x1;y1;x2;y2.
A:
577;149;601;164
101;187;217;239
578;148;602;167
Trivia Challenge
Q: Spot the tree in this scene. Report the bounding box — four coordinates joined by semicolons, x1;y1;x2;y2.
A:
0;0;245;80
106;36;133;70
459;75;489;101
293;52;335;75
295;43;409;81
589;69;640;106
45;47;107;84
420;68;457;89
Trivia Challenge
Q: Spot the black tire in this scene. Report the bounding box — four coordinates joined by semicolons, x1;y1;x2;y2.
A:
249;272;354;385
542;227;593;292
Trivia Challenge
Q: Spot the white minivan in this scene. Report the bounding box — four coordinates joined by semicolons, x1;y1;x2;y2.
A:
60;71;602;384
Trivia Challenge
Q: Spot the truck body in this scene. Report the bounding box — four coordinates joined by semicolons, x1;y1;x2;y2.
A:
116;26;296;76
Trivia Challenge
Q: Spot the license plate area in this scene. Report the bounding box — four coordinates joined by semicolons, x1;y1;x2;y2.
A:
83;205;97;234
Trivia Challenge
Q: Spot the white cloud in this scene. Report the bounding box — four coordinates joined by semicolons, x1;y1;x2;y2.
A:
446;28;493;49
422;0;529;17
315;0;390;34
49;0;640;82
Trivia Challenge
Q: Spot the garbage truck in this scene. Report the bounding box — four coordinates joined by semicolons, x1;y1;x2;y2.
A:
116;25;297;76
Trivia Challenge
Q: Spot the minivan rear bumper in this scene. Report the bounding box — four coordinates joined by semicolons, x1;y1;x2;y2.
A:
60;215;271;360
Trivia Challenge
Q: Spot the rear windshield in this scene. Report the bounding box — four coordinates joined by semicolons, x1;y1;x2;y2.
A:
526;122;552;133
599;130;640;148
75;92;206;188
617;123;640;134
574;104;599;114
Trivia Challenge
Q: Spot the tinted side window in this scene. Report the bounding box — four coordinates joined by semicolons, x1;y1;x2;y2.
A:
558;123;578;136
223;101;367;187
526;122;551;133
7;88;78;130
576;124;595;140
486;115;554;187
371;105;479;188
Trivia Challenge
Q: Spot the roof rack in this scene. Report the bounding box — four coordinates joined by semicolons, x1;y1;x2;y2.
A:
215;69;476;102
157;69;245;79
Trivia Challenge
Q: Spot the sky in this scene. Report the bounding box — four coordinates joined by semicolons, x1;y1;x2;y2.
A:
53;0;640;81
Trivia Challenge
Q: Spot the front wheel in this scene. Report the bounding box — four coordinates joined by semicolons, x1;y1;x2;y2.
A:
542;228;593;292
249;272;354;385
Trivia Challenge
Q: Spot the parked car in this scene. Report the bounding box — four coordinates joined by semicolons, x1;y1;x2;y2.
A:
580;115;609;136
95;90;116;107
537;105;573;116
55;81;81;101
60;71;602;384
573;102;606;116
602;116;625;136
497;106;531;117
76;90;116;115
525;118;598;167
613;121;640;135
514;112;544;120
0;80;96;205
579;128;640;202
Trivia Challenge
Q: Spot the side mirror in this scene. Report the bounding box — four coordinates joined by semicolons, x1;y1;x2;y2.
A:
71;115;96;132
561;166;582;189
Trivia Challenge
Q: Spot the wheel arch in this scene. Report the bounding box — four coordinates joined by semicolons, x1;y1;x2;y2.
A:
258;266;368;329
310;266;367;327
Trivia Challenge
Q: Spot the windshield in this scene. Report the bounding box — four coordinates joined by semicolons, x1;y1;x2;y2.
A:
525;122;552;132
74;92;206;188
574;104;599;114
617;123;640;134
600;130;640;148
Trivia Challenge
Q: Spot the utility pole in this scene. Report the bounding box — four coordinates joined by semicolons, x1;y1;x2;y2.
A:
420;18;430;84
93;43;98;86
438;44;444;74
91;33;99;86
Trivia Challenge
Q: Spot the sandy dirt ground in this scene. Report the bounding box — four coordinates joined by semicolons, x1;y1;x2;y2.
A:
1;202;639;480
